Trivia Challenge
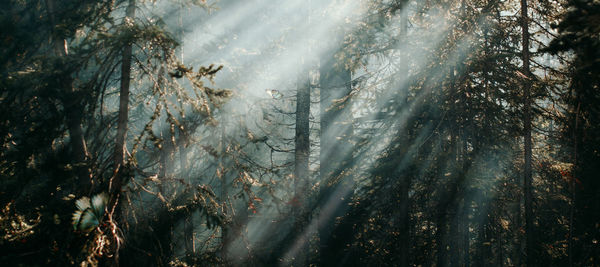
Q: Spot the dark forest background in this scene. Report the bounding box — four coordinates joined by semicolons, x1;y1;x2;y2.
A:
1;0;599;266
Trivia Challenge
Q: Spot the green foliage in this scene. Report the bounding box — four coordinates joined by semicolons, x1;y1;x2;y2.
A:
71;193;108;232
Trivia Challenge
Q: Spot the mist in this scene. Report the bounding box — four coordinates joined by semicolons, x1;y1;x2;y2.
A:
2;0;597;266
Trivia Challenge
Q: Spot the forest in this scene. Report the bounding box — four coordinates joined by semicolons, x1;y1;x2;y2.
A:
1;0;599;266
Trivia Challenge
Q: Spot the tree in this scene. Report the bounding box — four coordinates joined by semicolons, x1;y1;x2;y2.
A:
520;0;536;264
112;0;136;188
1;1;230;265
1;0;597;265
546;1;600;265
45;0;95;194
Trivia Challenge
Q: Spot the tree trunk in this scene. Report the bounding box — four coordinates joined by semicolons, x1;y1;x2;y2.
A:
398;172;410;266
436;208;449;267
450;141;461;267
476;206;488;267
111;0;136;195
520;0;534;265
568;102;579;267
108;2;136;264
175;5;194;259
293;73;311;265
218;123;232;262
462;199;470;267
461;134;470;267
113;0;135;172
513;162;523;267
180;131;194;258
45;0;92;193
398;11;410;267
497;226;504;266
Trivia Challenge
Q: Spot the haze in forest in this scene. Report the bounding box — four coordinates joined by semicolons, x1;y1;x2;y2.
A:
1;0;599;266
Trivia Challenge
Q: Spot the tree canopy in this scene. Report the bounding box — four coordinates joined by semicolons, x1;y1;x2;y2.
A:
1;0;598;266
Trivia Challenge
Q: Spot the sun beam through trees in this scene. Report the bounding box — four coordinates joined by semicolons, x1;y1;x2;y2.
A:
1;0;599;266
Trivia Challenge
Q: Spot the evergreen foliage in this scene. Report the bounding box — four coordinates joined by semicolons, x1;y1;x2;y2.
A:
0;0;598;266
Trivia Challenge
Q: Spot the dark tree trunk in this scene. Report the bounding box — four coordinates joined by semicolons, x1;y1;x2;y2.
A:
45;0;92;193
436;208;449;267
293;72;311;265
111;0;136;195
520;0;535;265
462;199;470;267
514;163;523;267
109;2;136;264
398;171;410;266
568;102;580;267
294;77;310;193
476;207;488;267
398;11;410;267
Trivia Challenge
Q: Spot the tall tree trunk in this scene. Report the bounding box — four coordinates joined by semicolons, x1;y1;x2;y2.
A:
568;102;580;267
292;6;312;266
176;4;194;258
448;64;465;267
218;123;232;262
107;2;136;264
293;73;311;265
398;170;410;266
45;0;92;193
450;202;462;267
436;149;451;267
398;11;410;267
514;161;523;267
450;121;460;267
180;131;194;258
461;133;470;267
436;208;449;267
497;226;504;266
111;0;136;195
113;0;135;172
437;136;475;267
462;199;470;267
476;205;489;267
520;0;534;265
